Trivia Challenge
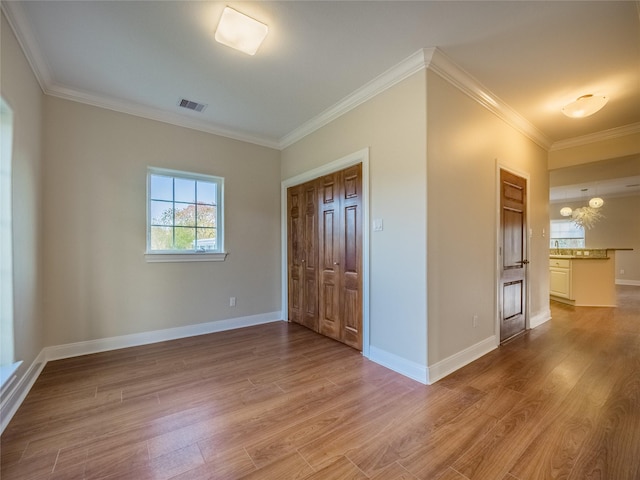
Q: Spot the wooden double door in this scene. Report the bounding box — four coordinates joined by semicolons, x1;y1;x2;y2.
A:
287;164;363;350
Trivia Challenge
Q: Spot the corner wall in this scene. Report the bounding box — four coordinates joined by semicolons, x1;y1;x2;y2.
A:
426;70;550;366
0;12;45;395
1;9;47;433
281;72;429;379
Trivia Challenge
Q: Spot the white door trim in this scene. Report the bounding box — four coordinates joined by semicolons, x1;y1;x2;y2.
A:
495;161;531;345
281;148;370;357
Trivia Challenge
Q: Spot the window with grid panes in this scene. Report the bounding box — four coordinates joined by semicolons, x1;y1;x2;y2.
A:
147;168;224;259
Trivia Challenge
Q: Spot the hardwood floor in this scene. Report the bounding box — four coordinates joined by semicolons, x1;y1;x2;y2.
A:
2;286;639;479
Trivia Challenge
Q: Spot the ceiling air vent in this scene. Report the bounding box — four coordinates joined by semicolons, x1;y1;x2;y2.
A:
178;98;207;113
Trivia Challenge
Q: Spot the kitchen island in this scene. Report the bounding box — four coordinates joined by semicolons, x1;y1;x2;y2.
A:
549;248;632;307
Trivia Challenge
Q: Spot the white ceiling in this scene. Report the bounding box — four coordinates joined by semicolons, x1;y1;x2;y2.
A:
2;1;640;150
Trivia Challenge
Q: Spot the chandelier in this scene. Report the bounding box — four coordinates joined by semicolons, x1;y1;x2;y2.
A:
559;188;604;229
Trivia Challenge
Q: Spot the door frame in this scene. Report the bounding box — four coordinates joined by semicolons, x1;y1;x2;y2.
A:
281;148;370;357
495;161;531;345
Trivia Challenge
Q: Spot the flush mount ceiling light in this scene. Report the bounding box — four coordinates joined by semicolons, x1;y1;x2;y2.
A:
561;94;608;118
215;7;268;56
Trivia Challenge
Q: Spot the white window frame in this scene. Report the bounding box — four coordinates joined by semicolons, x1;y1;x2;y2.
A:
1;98;22;390
145;167;227;263
549;219;585;248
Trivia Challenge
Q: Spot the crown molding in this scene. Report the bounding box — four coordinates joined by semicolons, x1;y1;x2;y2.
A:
46;84;280;149
278;48;433;149
1;1;51;92
279;47;552;150
549;123;640;152
2;2;279;149
0;2;558;153
426;48;552;150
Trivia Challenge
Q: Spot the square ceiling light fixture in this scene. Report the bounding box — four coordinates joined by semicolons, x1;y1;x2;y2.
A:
215;7;268;55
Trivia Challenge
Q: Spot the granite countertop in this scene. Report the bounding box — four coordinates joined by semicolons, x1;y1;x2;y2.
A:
549;254;609;260
549;247;633;260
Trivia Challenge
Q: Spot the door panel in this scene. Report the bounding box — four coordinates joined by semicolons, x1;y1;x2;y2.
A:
340;165;363;350
499;169;528;342
302;182;319;331
503;280;524;320
319;173;341;340
287;185;304;325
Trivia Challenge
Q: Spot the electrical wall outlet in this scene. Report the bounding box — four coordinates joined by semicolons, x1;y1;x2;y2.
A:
472;315;478;328
620;269;625;275
229;297;236;307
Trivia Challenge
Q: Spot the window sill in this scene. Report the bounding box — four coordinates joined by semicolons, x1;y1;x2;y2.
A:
145;252;228;263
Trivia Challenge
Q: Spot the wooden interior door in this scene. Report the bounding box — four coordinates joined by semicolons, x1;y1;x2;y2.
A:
318;172;341;341
499;168;528;342
287;181;319;331
339;164;363;350
287;184;304;326
301;181;319;331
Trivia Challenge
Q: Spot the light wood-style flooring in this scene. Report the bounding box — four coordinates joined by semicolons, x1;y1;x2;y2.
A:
2;286;639;479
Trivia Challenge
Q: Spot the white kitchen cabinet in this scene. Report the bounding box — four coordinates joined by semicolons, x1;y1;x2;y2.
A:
549;253;618;307
549;258;571;299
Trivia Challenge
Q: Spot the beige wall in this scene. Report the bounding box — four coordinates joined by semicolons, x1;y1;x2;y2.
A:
550;196;640;283
281;72;429;367
42;97;281;346
1;13;45;377
426;71;550;364
549;154;640;187
282;67;551;373
548;131;640;169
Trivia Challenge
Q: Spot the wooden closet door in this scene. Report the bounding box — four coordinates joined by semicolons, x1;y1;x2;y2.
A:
287;180;319;331
318;172;342;341
289;163;363;350
339;164;363;350
287;184;304;325
301;181;319;331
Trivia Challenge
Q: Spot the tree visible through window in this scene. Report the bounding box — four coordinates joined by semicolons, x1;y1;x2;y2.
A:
147;168;223;253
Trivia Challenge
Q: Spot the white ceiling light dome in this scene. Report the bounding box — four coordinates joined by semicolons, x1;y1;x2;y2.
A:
562;94;608;118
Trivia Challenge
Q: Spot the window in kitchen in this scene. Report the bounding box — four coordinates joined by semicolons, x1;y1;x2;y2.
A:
146;167;226;262
549;219;585;249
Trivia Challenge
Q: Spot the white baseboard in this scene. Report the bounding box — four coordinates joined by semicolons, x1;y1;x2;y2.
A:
616;279;640;286
1;350;47;434
367;346;428;385
427;335;497;384
0;311;283;434
530;309;552;329
44;311;283;361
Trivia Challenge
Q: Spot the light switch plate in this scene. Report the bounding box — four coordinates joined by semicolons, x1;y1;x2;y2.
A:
373;219;383;231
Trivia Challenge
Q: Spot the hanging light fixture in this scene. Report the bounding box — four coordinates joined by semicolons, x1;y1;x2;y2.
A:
588;197;604;208
562;94;608;118
560;206;573;217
